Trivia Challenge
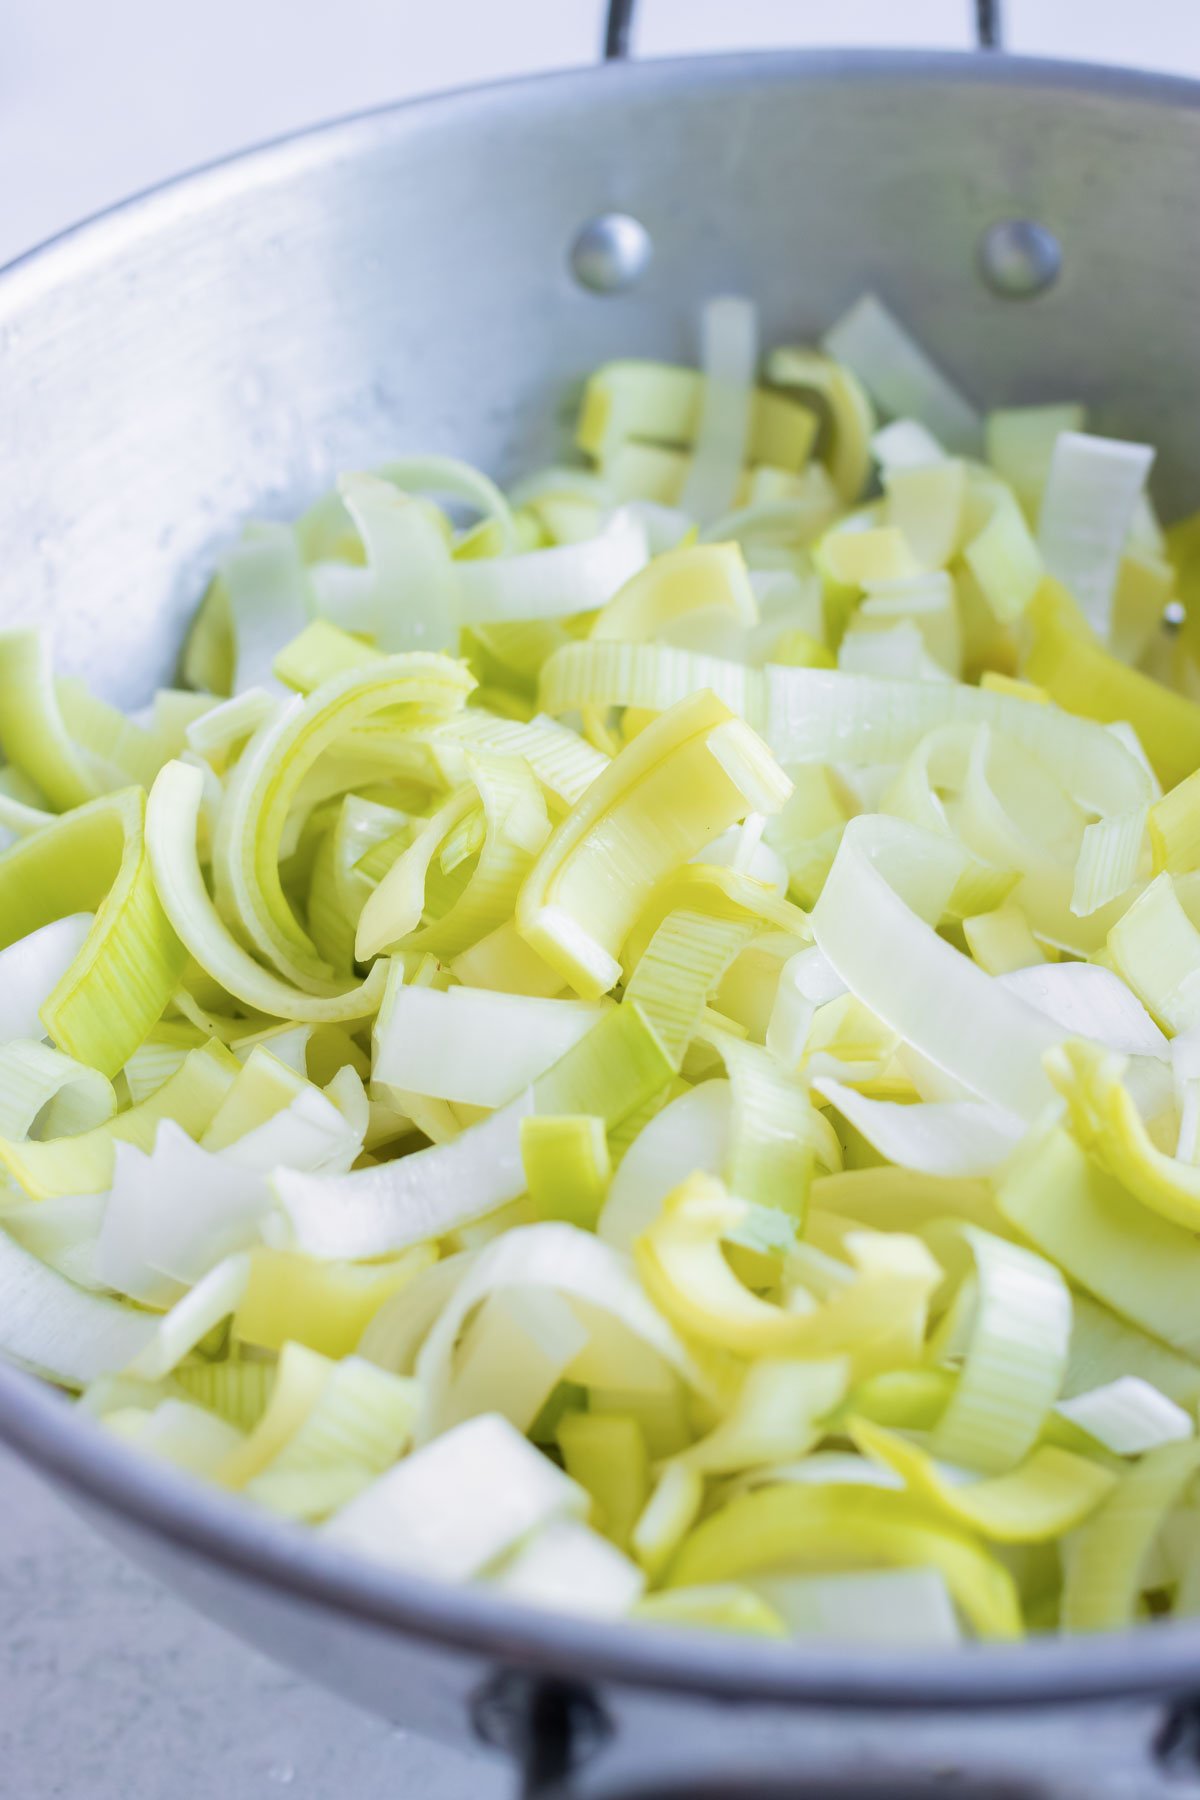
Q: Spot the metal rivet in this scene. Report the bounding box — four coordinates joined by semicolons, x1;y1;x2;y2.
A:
569;212;653;294
977;218;1062;299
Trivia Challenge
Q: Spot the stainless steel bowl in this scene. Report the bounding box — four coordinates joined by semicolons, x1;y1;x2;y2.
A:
3;42;1200;1797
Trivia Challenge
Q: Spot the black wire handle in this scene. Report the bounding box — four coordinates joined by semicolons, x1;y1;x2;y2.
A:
603;0;1004;60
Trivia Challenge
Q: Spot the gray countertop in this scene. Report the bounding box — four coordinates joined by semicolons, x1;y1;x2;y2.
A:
0;1442;506;1800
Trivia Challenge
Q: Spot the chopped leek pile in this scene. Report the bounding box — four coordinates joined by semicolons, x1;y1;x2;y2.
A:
8;292;1200;1648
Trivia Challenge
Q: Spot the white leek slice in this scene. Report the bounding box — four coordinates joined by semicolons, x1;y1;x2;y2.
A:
333;474;456;650
1037;431;1154;639
1055;1377;1193;1456
814;1078;1024;1178
822;295;982;455
811;816;1060;1120
0;1226;156;1385
321;1412;587;1579
125;1253;251;1381
753;1568;962;1647
0;914;93;1042
272;1003;671;1258
679;296;758;524
598;1079;731;1253
457;509;648;625
220;525;312;695
491;1518;645;1618
997;964;1167;1059
374;983;604;1108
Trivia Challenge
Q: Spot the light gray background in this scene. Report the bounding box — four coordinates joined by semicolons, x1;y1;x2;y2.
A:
4;2;1200;1795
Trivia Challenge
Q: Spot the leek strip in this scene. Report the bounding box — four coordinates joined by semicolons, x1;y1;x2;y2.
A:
1064;1296;1200;1412
1062;1442;1200;1631
432;710;608;808
666;1484;1021;1640
1025;609;1200;790
1037;432;1154;640
147;762;388;1022
625;910;758;1064
333;474;456;650
0;788;186;1076
632;1585;787;1637
1055;1378;1193;1456
680;297;758;524
272;1003;672;1258
576;360;816;471
822;296;983;455
517;691;790;998
598;1079;732;1254
811;1167;1004;1236
995;1128;1200;1356
457;509;648;625
764;666;1152;826
125;1253;252;1381
814;1079;1024;1179
811;817;1061;1120
632;1464;705;1581
220;525;312;695
674;1357;848;1476
849;1419;1114;1544
374;984;604;1108
0;915;93;1043
0;631;101;809
928;1227;1071;1475
986;404;1086;520
1150;769;1200;876
0;1044;235;1200
1108;873;1200;1035
539;640;767;731
0;1226;156;1385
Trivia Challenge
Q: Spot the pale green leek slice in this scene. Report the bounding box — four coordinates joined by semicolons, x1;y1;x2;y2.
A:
1037;431;1154;641
516;690;791;998
0;1225;156;1384
1062;1441;1200;1630
0;787;186;1075
995;1127;1200;1356
822;295;983;455
147;761;388;1022
0;631;103;809
926;1226;1071;1475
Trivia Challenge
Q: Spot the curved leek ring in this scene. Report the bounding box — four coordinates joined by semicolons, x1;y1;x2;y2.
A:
147;761;389;1023
850;1418;1115;1544
665;1482;1022;1640
765;348;876;502
0;787;186;1076
214;654;474;988
0;631;102;810
1047;1038;1200;1233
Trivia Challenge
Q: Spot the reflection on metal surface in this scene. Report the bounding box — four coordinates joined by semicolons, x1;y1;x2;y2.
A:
569;214;653;294
978;219;1062;299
